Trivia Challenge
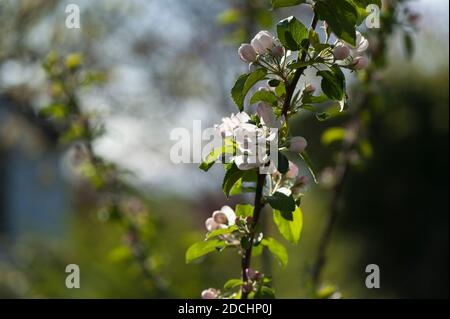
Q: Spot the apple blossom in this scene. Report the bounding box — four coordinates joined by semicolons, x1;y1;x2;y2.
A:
238;43;257;63
353;56;369;70
351;31;369;56
304;84;316;94
271;44;285;58
333;42;350;60
245;268;262;281
251;30;275;55
286;161;299;179
201;288;218;299
289;136;308;153
216;112;251;138
205;206;236;232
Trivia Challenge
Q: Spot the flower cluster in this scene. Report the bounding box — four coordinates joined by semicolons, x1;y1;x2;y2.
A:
238;30;284;64
333;31;370;70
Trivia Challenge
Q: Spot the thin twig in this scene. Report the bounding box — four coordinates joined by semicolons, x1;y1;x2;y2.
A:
240;9;319;299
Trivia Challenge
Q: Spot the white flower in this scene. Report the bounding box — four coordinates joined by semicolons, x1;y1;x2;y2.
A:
234;124;271;170
216;112;251;138
333;42;350;60
205;206;236;232
257;103;284;129
201;288;218;299
238;44;257;63
289;136;308;153
251;30;275;55
352;31;369;56
334;31;370;70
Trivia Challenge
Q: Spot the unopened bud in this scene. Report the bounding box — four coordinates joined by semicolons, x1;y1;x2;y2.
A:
238;43;257;63
201;288;218;299
289;136;308;153
333;43;350;60
353;56;369;70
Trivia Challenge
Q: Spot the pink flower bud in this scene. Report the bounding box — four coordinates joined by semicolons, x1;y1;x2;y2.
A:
271;45;284;58
289;136;308;153
408;13;421;25
286;161;299;179
245;268;262;281
304;84;316;94
201;288;218;299
238;44;257;63
295;175;309;187
251;30;275;55
333;43;350;60
353;56;369;70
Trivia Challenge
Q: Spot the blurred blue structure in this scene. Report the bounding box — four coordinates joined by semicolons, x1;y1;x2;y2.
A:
0;95;71;251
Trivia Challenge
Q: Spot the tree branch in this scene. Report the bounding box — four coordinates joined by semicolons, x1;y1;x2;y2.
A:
241;9;319;299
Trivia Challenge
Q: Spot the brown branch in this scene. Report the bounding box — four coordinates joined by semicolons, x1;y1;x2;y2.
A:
281;12;319;118
240;9;319;299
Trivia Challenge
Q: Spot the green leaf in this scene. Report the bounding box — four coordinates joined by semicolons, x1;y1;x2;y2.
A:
262;237;288;267
277;16;308;51
277;152;289;174
199;139;235;172
224;279;244;290
267;191;296;212
351;0;381;7
250;90;278;106
268;79;281;87
317;65;346;101
315;0;358;45
223;163;246;197
273;206;303;244
186;239;226;263
254;286;276;299
206;225;239;240
321;127;346;145
302;93;328;104
235;204;254;218
271;0;306;9
231;69;267;111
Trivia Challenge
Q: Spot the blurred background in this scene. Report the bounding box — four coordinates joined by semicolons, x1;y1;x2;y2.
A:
0;0;448;298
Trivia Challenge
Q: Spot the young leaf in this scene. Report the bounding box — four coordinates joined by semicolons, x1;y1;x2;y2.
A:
231;69;267;111
223;163;246;197
277;16;308;51
199;139;235;172
273;206;303;244
267;191;296;212
262;237;288;267
185;239;226;263
254;286;276;299
271;0;306;9
235;204;254;218
315;0;358;45
224;279;244;290
206;225;239;240
317;65;346;101
250;90;278;106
